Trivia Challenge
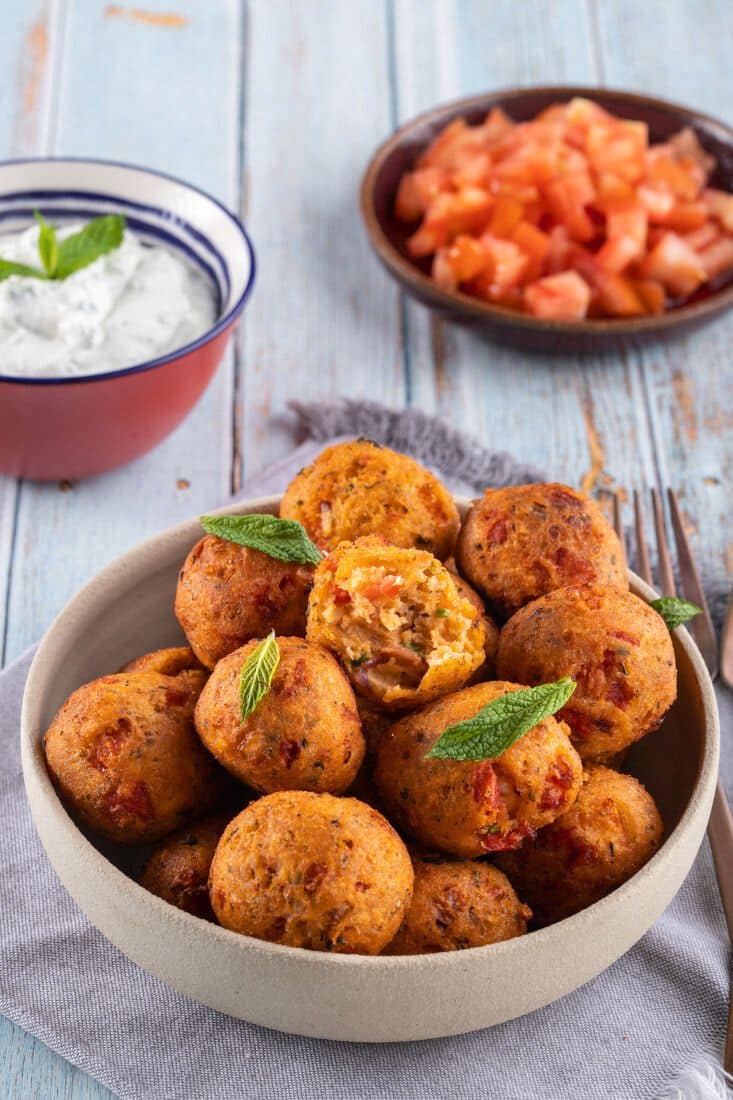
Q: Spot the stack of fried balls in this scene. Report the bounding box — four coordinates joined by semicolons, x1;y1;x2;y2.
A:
44;440;676;955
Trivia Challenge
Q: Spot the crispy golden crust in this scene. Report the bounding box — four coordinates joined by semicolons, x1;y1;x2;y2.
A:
496;765;663;924
174;535;314;669
209;792;414;954
384;850;531;954
44;671;228;844
194;637;365;795
496;584;677;762
449;569;500;681
306;536;486;711
139;811;234;920
456;483;628;621
122;646;206;676
280;439;460;559
373;681;583;858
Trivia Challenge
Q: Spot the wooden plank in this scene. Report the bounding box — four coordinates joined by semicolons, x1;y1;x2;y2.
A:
0;0;61;663
0;1016;112;1100
237;0;405;476
591;0;733;612
3;0;243;662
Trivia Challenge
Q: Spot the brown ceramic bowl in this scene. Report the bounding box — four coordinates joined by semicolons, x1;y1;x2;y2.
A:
361;85;733;353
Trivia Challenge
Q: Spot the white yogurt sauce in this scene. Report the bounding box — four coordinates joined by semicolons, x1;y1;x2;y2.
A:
0;222;218;377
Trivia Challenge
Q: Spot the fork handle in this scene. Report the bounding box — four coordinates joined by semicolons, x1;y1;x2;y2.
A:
707;779;733;1073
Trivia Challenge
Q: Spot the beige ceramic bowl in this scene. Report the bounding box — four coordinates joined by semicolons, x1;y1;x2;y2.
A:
21;496;719;1042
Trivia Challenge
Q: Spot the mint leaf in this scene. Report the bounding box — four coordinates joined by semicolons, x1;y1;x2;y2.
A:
35;211;58;276
54;214;125;279
239;632;280;721
425;678;577;762
650;596;702;631
0;258;46;282
201;513;323;566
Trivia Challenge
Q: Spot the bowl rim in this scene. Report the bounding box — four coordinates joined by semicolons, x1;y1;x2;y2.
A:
360;83;733;336
0;156;256;387
20;492;720;975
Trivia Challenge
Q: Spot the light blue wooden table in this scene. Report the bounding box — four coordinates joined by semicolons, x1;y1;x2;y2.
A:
1;0;731;1095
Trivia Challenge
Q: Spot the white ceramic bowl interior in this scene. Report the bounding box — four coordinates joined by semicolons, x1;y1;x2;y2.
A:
21;496;719;1042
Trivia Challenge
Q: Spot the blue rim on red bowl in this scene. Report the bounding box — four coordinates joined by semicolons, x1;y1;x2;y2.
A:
0;157;256;385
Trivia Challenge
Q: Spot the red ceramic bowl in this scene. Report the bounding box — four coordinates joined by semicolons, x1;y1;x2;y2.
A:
0;159;255;480
361;86;733;353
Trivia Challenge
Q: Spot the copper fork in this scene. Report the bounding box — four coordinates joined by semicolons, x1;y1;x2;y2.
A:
614;488;733;1073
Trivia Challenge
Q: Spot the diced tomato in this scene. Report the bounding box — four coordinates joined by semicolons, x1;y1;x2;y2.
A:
698;236;733;280
645;148;699;201
451;153;492;189
596;173;637;210
596;204;648;272
432;235;489;289
512;221;551;279
362;576;402;601
632;278;666;315
477;234;530;293
639;232;708;297
587;121;647;182
655;201;708;232
486;196;525;237
395;96;731;319
544;173;597;242
703;188;733;232
683;222;720;251
524;271;591;321
594;272;645;317
637;185;676;220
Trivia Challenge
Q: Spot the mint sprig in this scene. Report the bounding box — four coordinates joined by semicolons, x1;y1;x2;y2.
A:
239;632;280;721
650;596;702;631
425;678;577;762
0;211;125;284
201;513;323;566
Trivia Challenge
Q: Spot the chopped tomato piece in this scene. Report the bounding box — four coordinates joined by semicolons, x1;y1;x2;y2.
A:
698;237;733;280
632;278;666;314
524;271;591;321
432;235;489;289
703;188;733;232
595;272;645;317
639;232;707;297
486;196;525;237
395;96;731;319
544;173;597;242
362;576;402;601
477;234;529;292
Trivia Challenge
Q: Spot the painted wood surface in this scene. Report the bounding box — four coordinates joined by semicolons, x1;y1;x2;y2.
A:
1;0;731;1096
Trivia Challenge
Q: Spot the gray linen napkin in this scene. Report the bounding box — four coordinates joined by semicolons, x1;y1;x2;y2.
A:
1;403;730;1100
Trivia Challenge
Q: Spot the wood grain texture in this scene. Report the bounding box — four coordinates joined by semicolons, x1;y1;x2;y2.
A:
1;0;732;1096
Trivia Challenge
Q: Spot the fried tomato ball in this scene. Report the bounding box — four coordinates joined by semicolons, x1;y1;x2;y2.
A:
306;537;486;711
194;637;364;794
384;850;531;954
456;483;628;620
496;584;677;762
122;646;206;676
448;567;500;681
496;765;663;924
44;671;227;844
280;439;460;559
209;791;414;954
139;811;233;921
374;682;583;857
175;534;314;669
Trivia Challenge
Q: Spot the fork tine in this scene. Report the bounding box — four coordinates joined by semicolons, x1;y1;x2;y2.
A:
667;489;719;678
650;488;677;597
612;491;628;572
632;490;654;586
